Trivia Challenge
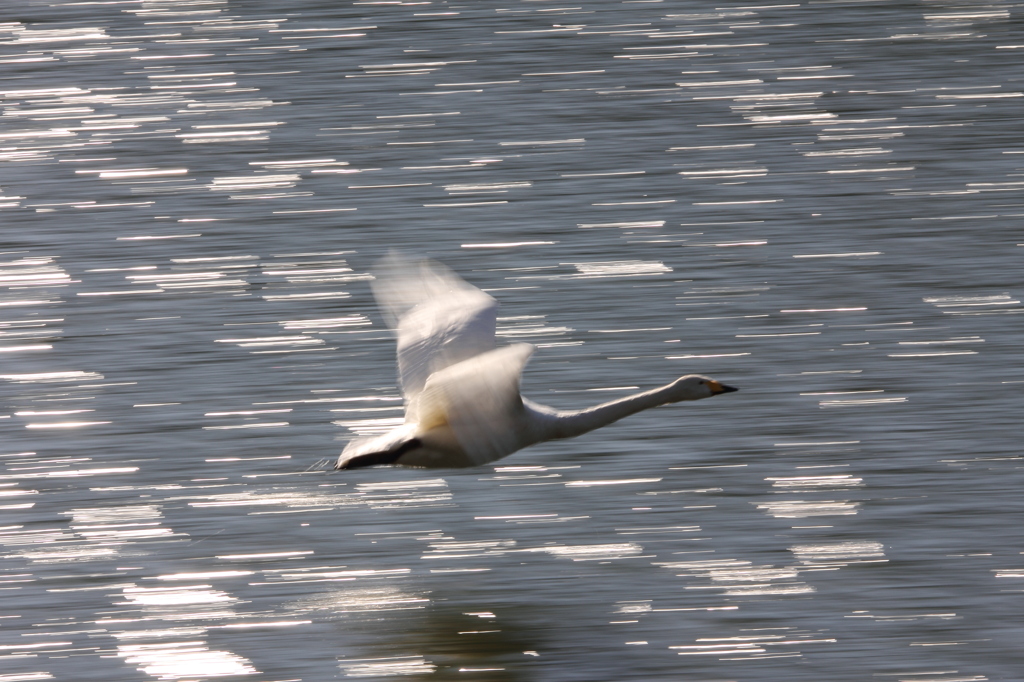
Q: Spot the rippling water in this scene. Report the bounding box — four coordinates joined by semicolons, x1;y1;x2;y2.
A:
2;0;1023;680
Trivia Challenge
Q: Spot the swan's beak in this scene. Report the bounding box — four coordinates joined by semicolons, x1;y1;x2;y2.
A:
708;380;738;395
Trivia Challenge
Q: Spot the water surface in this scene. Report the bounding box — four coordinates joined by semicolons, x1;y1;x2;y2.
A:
2;1;1023;680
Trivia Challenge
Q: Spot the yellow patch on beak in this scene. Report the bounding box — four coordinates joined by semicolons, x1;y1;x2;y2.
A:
707;380;725;394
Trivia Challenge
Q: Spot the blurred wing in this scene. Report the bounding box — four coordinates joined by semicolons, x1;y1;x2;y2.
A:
413;343;534;465
372;254;497;399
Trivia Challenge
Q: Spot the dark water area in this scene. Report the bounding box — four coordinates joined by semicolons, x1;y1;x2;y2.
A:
1;0;1023;680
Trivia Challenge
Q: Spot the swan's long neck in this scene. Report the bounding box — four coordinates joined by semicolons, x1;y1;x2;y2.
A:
546;383;680;440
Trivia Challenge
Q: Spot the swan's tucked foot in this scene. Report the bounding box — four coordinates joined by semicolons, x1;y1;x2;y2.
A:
335;438;422;470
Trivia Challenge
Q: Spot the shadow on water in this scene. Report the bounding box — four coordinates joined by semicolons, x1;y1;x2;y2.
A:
293;590;546;680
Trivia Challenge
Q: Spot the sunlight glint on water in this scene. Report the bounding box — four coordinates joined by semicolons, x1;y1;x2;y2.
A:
1;0;1023;679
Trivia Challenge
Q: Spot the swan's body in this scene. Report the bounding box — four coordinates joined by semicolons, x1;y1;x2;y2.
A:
336;257;737;470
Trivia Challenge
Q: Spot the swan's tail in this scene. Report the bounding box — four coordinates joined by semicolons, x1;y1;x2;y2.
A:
335;438;422;469
335;423;420;470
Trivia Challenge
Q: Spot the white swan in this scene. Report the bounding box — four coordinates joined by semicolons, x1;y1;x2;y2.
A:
335;256;737;470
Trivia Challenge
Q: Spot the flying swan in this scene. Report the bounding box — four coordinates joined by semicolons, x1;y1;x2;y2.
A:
335;256;737;470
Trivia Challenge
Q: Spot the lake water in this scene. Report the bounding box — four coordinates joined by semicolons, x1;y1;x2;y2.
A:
2;0;1023;680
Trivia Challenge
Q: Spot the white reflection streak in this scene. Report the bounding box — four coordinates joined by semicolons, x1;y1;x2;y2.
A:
76;525;174;541
538;543;643;561
202;422;289;430
118;641;258;680
67;505;162;524
924;294;1018;308
670;633;835;658
25;421;111;428
790;542;886;567
768;476;863;490
188;490;353;509
121;585;235;607
566;478;662;487
63;504;181;545
577;220;665;229
660;559;814;596
281;315;370;330
264;568;410;583
335;417;406;436
340;656;435;678
570;260;672;277
672;642;766;656
208;174;300;191
757;500;859;517
422;540;515;560
495;316;573;339
0;371;103;383
93;169;188;180
462;241;556;248
819;397;906;407
0;467;137;479
8;27;109;43
354;478;453;509
217;551;313;560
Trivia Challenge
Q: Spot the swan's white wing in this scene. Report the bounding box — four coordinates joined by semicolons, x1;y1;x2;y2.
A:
413;343;534;465
372;255;497;399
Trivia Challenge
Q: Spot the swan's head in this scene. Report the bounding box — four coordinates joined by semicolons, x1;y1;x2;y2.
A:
668;375;738;402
